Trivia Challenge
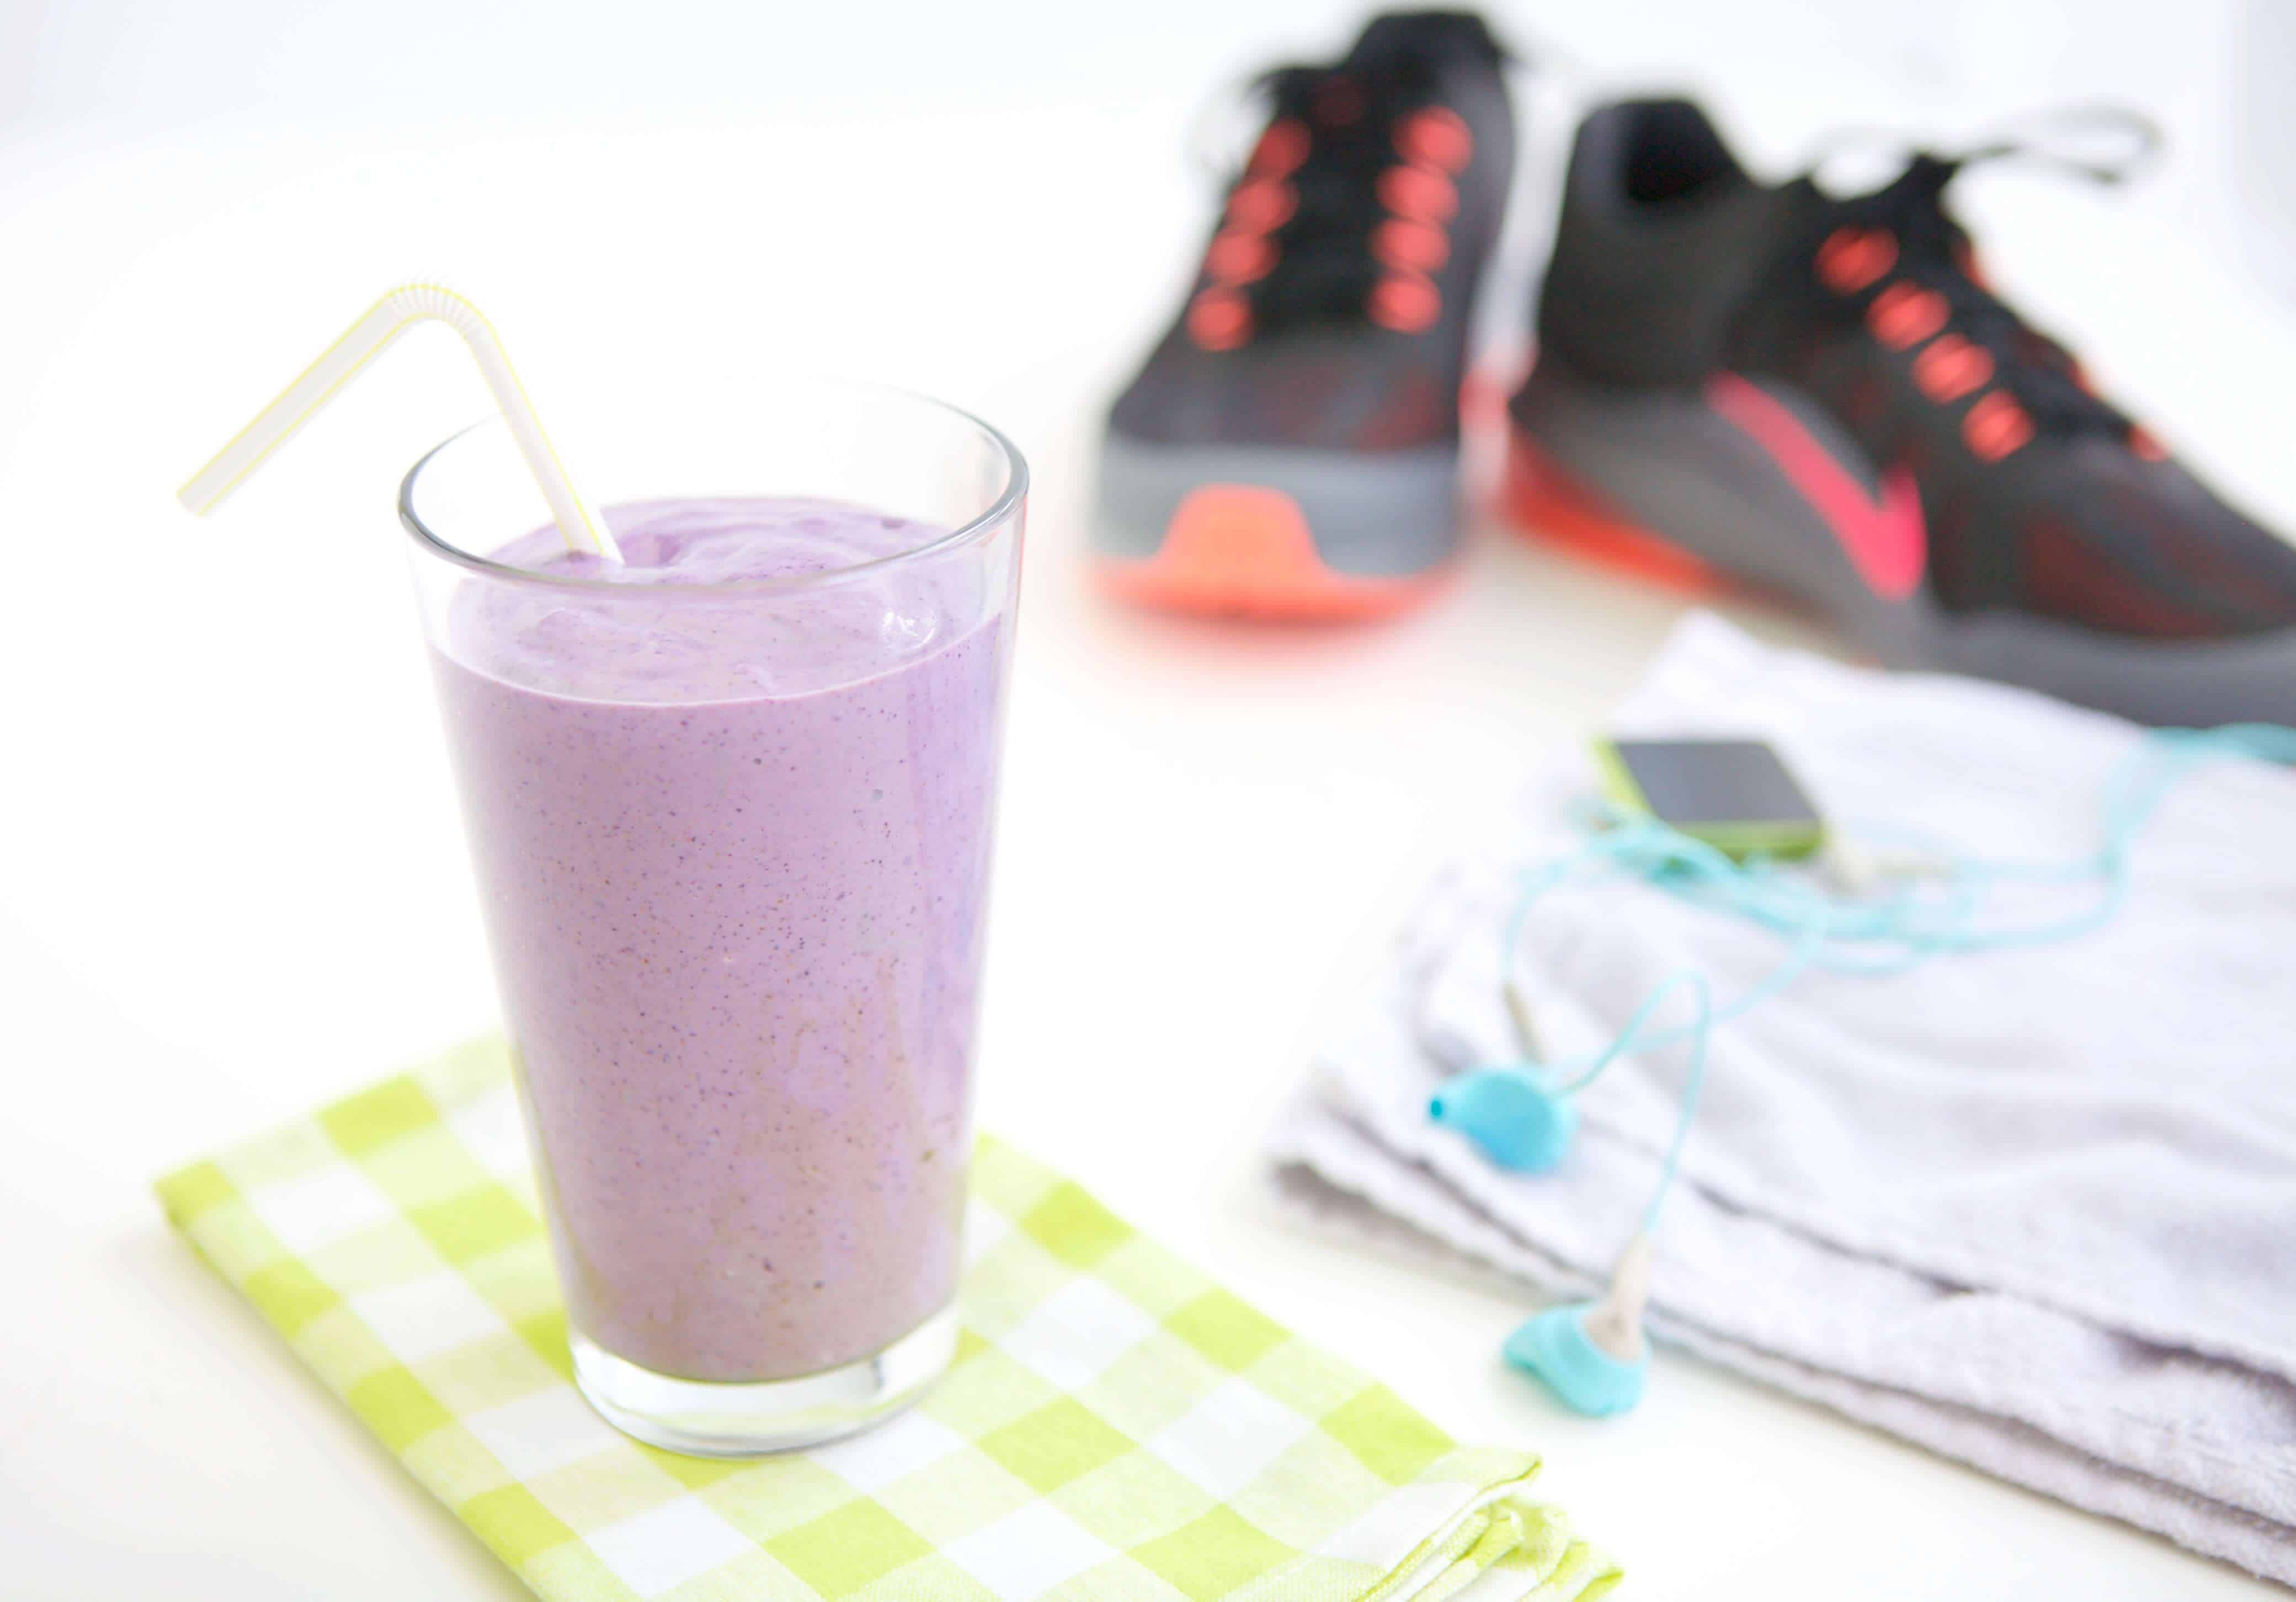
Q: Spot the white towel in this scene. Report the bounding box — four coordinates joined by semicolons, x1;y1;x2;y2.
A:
1269;613;2296;1586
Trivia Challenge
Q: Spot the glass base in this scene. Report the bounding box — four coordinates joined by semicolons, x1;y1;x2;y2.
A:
570;1307;960;1456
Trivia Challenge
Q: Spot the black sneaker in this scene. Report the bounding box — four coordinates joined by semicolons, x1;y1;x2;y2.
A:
1507;98;2296;724
1095;10;1515;620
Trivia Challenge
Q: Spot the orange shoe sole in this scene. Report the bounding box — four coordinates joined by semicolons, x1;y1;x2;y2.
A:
1095;484;1450;622
1500;429;1732;597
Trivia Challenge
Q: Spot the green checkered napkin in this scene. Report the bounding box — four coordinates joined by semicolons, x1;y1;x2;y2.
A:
157;1038;1616;1602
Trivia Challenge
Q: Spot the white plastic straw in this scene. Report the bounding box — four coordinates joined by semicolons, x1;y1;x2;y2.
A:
179;282;621;562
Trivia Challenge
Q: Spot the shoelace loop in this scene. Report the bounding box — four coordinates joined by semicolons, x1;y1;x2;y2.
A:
1802;107;2165;458
1187;46;1490;350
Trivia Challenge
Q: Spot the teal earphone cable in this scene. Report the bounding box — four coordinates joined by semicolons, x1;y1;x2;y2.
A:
1440;723;2296;1205
1628;973;1711;1235
1453;721;2296;1419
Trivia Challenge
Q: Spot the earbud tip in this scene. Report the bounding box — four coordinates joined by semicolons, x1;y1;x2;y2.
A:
1504;1303;1648;1417
1429;1069;1578;1172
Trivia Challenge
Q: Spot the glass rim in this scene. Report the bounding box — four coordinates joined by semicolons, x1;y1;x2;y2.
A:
396;378;1029;596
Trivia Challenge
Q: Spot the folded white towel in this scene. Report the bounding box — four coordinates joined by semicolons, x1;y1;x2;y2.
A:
1269;613;2296;1586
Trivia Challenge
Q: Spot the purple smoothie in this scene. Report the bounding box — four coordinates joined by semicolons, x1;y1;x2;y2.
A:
430;496;1008;1382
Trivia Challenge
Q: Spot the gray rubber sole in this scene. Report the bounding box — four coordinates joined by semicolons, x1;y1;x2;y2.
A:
1095;432;1462;580
1513;363;2296;727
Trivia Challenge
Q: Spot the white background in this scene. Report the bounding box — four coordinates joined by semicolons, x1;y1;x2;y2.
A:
3;2;2292;1596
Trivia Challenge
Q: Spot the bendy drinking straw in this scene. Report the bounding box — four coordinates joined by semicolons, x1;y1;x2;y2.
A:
178;282;622;562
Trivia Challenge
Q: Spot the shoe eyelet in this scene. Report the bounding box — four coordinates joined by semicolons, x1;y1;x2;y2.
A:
1817;226;1897;293
1395;106;1473;172
1868;282;1947;348
1368;273;1441;333
1377;164;1457;223
1249;118;1310;179
1187;289;1252;351
1963;391;2033;461
1207;229;1276;285
1226;177;1296;233
1912;334;1993;402
1313;76;1364;126
1372;217;1450;273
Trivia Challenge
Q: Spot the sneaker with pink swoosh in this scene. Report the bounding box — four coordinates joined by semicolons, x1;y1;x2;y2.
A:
1505;98;2296;727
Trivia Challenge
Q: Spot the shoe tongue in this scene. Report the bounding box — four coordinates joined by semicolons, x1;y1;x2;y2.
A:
1876;152;1958;206
1822;152;1960;255
1345;9;1503;70
1822;151;1954;209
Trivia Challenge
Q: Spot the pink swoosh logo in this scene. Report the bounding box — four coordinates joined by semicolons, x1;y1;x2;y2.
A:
1706;371;1926;600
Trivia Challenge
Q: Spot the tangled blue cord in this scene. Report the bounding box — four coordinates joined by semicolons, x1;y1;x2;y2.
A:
1435;723;2296;1226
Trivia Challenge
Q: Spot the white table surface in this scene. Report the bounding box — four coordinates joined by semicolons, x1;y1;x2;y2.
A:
4;9;2291;1595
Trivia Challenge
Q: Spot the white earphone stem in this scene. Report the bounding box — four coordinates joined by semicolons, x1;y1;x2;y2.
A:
1824;835;1956;896
1581;1231;1654;1363
1503;979;1548;1061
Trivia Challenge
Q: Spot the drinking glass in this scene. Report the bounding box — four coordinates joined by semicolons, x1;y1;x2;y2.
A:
398;380;1024;1453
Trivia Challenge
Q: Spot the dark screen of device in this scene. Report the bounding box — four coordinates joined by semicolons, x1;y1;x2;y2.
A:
1615;740;1820;827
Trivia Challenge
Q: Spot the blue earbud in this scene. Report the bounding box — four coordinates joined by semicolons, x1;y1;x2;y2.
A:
1427;1067;1576;1172
1505;1235;1653;1417
1452;975;1709;1420
1429;979;1583;1171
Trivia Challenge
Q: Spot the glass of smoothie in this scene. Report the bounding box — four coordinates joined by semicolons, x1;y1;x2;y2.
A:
397;378;1024;1454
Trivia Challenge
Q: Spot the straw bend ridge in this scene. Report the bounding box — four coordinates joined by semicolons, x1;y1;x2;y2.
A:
178;282;621;562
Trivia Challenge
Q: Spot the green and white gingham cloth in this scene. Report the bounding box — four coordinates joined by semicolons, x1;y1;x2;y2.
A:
157;1038;1617;1602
